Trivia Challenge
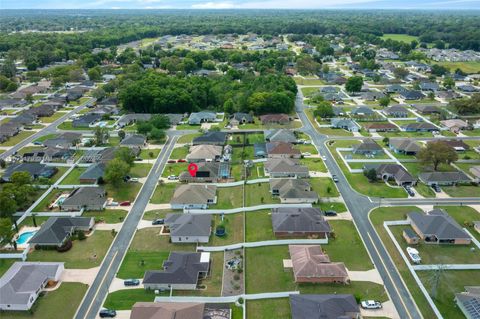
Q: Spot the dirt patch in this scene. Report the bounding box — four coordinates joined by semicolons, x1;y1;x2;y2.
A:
222;249;244;296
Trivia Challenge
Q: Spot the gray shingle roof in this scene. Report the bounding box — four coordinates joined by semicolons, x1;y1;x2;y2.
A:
272;207;331;233
61;187;106;207
165;214;212;237
192;131;227;145
29;217;93;245
290;294;359;319
419;171;470;184
170;185;217;206
79;163;105;181
409;210;471;240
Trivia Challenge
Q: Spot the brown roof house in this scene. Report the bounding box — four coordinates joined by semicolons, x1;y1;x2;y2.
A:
186;145;223;162
272;207;331;239
260;113;290;125
363;122;399;132
179;162;230;183
143;252;210;290
266;142;301;159
352;139;383;156
441;119;469;133
270;179;318;204
170;184;217;210
264;158;309;178
130;302;231;319
363;163;416;186
288;245;349;284
408;209;471;244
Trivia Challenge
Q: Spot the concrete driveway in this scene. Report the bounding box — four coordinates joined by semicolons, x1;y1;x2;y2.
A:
61;267;100;285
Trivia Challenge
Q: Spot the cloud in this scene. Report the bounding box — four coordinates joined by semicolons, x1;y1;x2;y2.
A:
191;1;236;8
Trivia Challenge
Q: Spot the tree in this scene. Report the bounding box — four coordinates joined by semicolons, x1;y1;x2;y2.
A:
428;92;435;100
449;94;480;115
25;94;34;104
443;77;455;89
150;115;171;129
379;96;391;107
115;147;135;167
393;67;409;79
104;159;130;186
94;126;109;146
296;55;321;75
364;169;378;182
345;76;363;94
313;101;334;119
0;159;5;168
10;171;32;186
417;141;458;171
87;67;101;81
91;87;106;100
0;218;14;246
431;64;449;76
118;130;126;140
137;122;153;135
0;193;17;218
149;128;166;141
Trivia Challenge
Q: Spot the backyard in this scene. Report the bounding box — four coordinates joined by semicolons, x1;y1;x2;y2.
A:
245;183;279;206
211;186;244;209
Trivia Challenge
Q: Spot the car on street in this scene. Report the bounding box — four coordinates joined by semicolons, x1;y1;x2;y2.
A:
119;201;131;206
361;300;382;309
332;175;339;183
323;210;337;216
321;155;327;160
99;309;117;318
167;175;178;180
124;279;140;286
152;218;164;225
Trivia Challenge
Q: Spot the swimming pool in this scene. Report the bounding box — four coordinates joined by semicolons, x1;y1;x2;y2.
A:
16;231;37;245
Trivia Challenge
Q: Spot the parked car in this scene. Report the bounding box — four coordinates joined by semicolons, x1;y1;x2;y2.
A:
167;175;178;180
119;201;131;206
323;210;337;216
361;300;382;309
432;184;441;193
99;309;117;318
332;175;339;183
177;159;186;163
129;177;139;182
302;152;311;157
152;218;165;225
33;141;43;145
124;279;140;286
404;186;415;197
167;160;176;163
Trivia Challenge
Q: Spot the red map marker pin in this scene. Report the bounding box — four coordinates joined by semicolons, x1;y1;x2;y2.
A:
188;163;198;177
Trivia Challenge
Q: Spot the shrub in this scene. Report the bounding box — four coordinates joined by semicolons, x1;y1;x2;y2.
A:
56;240;73;252
77;230;86;240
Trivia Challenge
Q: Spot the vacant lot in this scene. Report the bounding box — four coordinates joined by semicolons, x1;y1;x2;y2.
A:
247;298;291;319
380;33;419;43
436;61;480;74
245;183;279;206
150;183;176;204
310;177;339;197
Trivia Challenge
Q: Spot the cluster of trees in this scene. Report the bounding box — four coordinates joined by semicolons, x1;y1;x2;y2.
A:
104;148;136;186
449;94;480;116
118;71;297;115
135;114;170;141
1;10;479;70
417;141;458;171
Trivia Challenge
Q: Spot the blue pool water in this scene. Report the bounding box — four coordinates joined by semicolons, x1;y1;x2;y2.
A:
16;231;37;244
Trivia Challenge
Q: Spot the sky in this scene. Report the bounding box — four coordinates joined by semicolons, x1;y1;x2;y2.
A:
2;0;480;9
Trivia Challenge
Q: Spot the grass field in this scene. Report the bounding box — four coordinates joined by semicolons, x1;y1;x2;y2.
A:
247;298;291;319
210;213;244;246
380;33;419;43
105;181;142;202
310;177;339;197
211;186;244;209
28;230;114;268
59;167;87;185
130;163;153;178
5;283;88;319
436;61;480;74
150;183;176;204
245;183;279;206
0;131;35;146
82;209;128;224
245;210;275;242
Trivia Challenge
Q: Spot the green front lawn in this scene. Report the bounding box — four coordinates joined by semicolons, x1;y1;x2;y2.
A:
105;181;142;202
310;178;339;197
245;183;279;206
326;220;374;271
48;166;69;183
0;131;35;146
211;186;244;209
161;162;188;178
130;163;153;178
177;133;202;143
380;33;419;43
40;112;66;123
104;289;167;310
82;209;128;224
28;230;114;268
57;122;91;131
150;183;176;204
138;148;161;160
0;259;16;277
6;283;88;319
442;185;480;197
117;251;170;279
300;158;327;172
170;146;189;159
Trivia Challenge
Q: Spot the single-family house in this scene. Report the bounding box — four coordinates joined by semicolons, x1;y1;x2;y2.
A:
120;134;147;148
164;213;212;243
72;113;102;128
264;129;297;143
272;207;331;238
130;302;230;319
270;179;318;204
412;104;441;114
385;84;408;94
408;210;471;244
264;158;309;178
192;131;227;146
186;145;223;162
170;184;217;209
419;82;440;92
384;105;409;118
61;187;107;211
0;262;64;311
188;111;216;125
179;162;230;183
363;122;399;132
455;286;480;319
29;217;94;247
441;119;469;133
350;106;374;117
143;252;210;290
229;112;254;126
1;163;57;182
402;122;438;132
400;90;425;100
0;122;21;138
288;245;349;284
441;140;470;152
330;118;359;132
289;294;360;319
389;138;422;155
352;139;383;156
266;142;301;159
79;163;105;183
361;91;386;101
419;171;470;186
364;163;416;186
43;132;81;148
259;114;290;125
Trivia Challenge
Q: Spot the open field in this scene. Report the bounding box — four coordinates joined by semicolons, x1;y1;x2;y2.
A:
380;33;419;43
436;61;480;74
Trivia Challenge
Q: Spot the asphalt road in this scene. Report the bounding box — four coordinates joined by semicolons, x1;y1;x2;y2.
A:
0;98;94;160
75;134;178;319
296;92;423;319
